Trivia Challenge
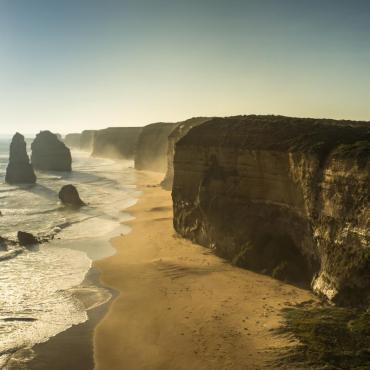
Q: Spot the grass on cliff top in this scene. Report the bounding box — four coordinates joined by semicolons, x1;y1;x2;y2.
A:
275;305;370;370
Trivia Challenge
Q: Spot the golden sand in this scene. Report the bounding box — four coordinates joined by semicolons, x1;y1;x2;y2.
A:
93;171;315;370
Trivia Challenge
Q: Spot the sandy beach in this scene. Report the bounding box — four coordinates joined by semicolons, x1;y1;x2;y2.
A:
93;171;317;370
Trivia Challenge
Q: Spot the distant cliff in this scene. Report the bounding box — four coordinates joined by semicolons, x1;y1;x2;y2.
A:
172;116;370;305
64;133;81;149
91;127;142;159
6;133;36;184
80;130;96;152
161;117;211;190
31;131;72;171
135;122;178;172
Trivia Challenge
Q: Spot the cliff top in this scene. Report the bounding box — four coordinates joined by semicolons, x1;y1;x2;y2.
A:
178;115;370;163
169;117;212;139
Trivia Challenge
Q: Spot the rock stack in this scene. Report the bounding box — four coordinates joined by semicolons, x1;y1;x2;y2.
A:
59;184;85;207
31;131;72;171
5;133;36;184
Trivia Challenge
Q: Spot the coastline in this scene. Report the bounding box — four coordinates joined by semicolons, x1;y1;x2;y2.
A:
24;267;116;370
93;171;318;370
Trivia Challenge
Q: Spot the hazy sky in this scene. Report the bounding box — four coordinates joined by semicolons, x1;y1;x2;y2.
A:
1;0;370;134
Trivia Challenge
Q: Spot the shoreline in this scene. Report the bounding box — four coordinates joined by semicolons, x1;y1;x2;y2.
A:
1;155;139;370
93;171;318;370
25;266;116;370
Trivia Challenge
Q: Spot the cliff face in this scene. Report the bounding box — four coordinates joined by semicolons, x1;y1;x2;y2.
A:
135;122;178;172
31;131;72;171
64;133;81;149
172;116;370;305
91;127;142;159
6;133;36;184
80;130;96;152
161;117;211;190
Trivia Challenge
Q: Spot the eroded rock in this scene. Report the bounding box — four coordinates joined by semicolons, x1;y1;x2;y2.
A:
59;184;85;207
5;133;36;184
31;131;72;171
172;115;370;305
18;231;39;246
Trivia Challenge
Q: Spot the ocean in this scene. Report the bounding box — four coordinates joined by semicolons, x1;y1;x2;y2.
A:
0;137;138;368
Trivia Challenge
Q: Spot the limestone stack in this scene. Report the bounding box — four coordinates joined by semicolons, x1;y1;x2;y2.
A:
31;131;72;171
5;133;36;184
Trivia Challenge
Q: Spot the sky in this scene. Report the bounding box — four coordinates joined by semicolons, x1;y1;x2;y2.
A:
1;0;370;134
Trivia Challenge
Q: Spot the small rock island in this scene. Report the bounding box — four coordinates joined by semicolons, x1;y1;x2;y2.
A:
59;184;85;207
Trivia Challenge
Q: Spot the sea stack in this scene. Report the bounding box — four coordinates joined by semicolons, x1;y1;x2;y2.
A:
91;127;142;159
5;133;36;184
31;131;72;171
64;133;81;149
17;231;39;247
161;117;211;190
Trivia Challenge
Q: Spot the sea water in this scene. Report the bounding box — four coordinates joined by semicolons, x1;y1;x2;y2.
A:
0;137;139;367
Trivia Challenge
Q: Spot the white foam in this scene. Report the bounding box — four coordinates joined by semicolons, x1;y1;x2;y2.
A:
0;246;91;366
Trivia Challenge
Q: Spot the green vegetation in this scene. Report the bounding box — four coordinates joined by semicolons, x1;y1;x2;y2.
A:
333;141;370;169
275;305;370;369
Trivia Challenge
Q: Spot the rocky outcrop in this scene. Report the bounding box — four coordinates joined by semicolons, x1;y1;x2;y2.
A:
5;133;36;184
64;133;81;149
0;236;8;251
92;127;142;159
161;117;211;190
135;122;178;172
59;184;85;207
31;131;72;171
17;231;38;246
80;130;96;152
172;115;370;305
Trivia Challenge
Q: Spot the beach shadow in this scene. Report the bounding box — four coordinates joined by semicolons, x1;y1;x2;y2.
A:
154;260;222;280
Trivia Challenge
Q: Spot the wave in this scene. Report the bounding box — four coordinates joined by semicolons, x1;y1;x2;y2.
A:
0;151;136;368
0;249;24;262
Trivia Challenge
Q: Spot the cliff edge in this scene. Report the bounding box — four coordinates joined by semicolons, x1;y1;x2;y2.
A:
6;133;36;184
135;122;178;172
91;127;142;159
172;115;370;305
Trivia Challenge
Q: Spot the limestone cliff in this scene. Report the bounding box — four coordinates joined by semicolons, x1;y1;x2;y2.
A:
31;131;72;171
6;133;36;184
172;115;370;305
64;133;81;149
161;117;211;190
80;130;96;152
92;127;142;159
135;122;178;172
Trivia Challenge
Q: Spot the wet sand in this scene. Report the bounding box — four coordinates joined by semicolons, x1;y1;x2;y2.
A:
93;171;317;370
